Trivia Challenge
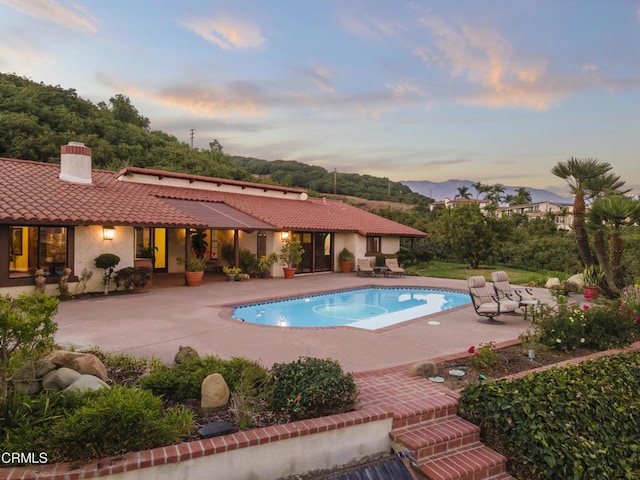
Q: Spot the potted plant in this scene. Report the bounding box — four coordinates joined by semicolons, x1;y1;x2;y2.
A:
177;256;207;287
190;229;208;259
338;247;355;273
279;238;304;279
95;253;121;295
135;244;157;287
257;252;279;278
223;266;242;281
582;264;603;300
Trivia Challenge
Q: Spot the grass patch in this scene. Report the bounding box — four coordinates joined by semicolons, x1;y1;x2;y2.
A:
406;261;558;286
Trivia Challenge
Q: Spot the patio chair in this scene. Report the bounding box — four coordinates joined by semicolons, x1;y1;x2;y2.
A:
468;276;519;323
491;271;540;321
491;271;535;301
357;258;375;277
385;258;405;277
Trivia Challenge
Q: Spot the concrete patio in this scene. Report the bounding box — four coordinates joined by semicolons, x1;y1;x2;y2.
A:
54;273;552;373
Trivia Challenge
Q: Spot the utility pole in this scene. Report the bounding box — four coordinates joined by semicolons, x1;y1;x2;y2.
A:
190;129;195;149
333;168;337;195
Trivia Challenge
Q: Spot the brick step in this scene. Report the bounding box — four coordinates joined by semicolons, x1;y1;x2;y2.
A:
390;394;459;430
392;416;480;460
418;444;508;480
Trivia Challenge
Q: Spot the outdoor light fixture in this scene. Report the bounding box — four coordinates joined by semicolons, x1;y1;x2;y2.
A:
103;226;115;240
280;231;290;240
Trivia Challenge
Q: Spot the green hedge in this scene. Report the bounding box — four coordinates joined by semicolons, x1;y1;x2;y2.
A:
458;352;640;479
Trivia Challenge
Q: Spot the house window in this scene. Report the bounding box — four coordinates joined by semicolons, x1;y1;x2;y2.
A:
366;236;381;255
8;226;68;278
257;231;266;258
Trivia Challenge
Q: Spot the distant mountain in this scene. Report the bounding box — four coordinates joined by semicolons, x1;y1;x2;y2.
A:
401;179;572;204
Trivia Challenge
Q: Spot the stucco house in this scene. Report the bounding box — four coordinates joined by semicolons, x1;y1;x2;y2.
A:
497;201;574;230
1;142;425;296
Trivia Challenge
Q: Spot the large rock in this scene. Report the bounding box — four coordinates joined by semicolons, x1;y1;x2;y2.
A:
545;277;561;289
65;374;109;393
566;273;584;289
201;373;230;409
42;367;81;391
14;379;41;395
45;351;108;381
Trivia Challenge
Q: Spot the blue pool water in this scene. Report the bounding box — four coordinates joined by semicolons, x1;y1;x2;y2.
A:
231;287;471;330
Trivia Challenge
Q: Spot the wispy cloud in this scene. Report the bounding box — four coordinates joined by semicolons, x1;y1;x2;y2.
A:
181;15;265;50
416;15;559;110
301;66;335;93
0;0;96;32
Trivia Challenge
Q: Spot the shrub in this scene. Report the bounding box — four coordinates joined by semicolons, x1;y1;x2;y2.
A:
409;361;438;378
459;352;640;479
50;386;192;462
267;357;359;420
114;266;151;291
534;296;636;351
466;343;500;371
141;355;268;402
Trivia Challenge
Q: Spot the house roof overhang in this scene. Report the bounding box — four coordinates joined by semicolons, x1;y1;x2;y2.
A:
160;198;276;230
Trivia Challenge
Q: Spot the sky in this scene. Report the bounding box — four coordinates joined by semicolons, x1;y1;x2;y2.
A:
1;1;640;194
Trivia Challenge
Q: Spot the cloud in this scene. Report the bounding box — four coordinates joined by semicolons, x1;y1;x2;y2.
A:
181;15;265;50
301;66;335;93
416;15;560;110
0;0;96;32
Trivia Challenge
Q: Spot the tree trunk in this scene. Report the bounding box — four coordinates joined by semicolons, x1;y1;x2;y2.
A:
592;229;618;297
610;235;625;290
573;193;593;266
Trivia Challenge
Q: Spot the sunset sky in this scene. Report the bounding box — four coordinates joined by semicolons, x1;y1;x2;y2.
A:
1;1;639;193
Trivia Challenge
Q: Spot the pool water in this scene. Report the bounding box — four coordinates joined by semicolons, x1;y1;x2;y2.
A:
231;287;471;330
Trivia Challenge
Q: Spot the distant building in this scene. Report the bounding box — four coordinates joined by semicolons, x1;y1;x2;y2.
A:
498;201;574;230
428;197;490;212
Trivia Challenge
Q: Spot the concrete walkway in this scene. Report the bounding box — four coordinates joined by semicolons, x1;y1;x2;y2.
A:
54;273;552;373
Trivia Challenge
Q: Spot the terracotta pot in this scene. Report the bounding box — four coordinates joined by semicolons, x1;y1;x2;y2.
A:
185;270;204;287
283;267;297;279
340;261;354;273
582;286;599;300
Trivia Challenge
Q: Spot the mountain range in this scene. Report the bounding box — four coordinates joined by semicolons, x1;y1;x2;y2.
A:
401;180;572;204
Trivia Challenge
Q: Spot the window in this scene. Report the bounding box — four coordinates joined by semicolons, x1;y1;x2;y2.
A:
256;231;266;258
366;236;381;255
9;226;68;278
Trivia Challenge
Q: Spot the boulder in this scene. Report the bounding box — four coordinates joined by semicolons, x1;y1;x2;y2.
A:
566;273;584;289
12;358;56;382
42;367;81;391
201;373;230;409
175;346;199;364
545;277;560;289
14;379;41;395
45;351;108;381
65;374;109;393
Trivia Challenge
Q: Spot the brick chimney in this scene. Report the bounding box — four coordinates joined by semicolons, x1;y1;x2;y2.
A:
59;141;92;184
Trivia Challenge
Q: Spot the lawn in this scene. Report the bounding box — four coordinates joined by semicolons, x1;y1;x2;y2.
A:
406;260;555;286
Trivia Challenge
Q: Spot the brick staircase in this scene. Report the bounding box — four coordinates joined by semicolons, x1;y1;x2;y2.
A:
356;366;515;480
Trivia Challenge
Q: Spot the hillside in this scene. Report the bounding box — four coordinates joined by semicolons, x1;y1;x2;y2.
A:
402;179;571;204
0;73;429;205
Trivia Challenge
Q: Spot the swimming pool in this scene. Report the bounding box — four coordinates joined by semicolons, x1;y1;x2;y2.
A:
230;287;471;330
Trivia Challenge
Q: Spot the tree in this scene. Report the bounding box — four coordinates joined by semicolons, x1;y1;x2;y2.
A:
455;186;472;199
551;157;618;267
588;195;640;296
431;204;495;268
512;187;532;205
0;293;59;400
107;94;150;129
472;182;490;200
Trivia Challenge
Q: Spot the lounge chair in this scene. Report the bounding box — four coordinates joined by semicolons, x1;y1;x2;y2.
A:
491;271;535;301
491;271;540;320
357;258;375;277
468;276;519;323
385;258;405;277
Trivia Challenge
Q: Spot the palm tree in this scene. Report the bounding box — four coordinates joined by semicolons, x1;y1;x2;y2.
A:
588;195;640;295
513;187;532;205
455;186;472;200
551;157;617;267
472;181;489;199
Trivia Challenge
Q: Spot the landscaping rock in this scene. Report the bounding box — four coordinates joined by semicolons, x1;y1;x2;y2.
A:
14;379;41;395
175;345;199;364
43;367;81;391
198;421;234;439
45;350;108;381
545;277;560;289
65;374;109;393
201;373;230;408
566;273;583;289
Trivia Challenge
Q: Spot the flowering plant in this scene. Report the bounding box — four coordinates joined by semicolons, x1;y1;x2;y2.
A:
466;342;499;371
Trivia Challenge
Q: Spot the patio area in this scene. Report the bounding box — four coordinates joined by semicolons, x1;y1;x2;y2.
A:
54;273;553;373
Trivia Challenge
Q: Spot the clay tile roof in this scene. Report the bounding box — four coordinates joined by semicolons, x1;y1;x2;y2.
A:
0;158;425;237
0;158;203;227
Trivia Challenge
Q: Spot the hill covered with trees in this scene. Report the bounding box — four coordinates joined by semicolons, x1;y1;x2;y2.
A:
0;73;429;204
